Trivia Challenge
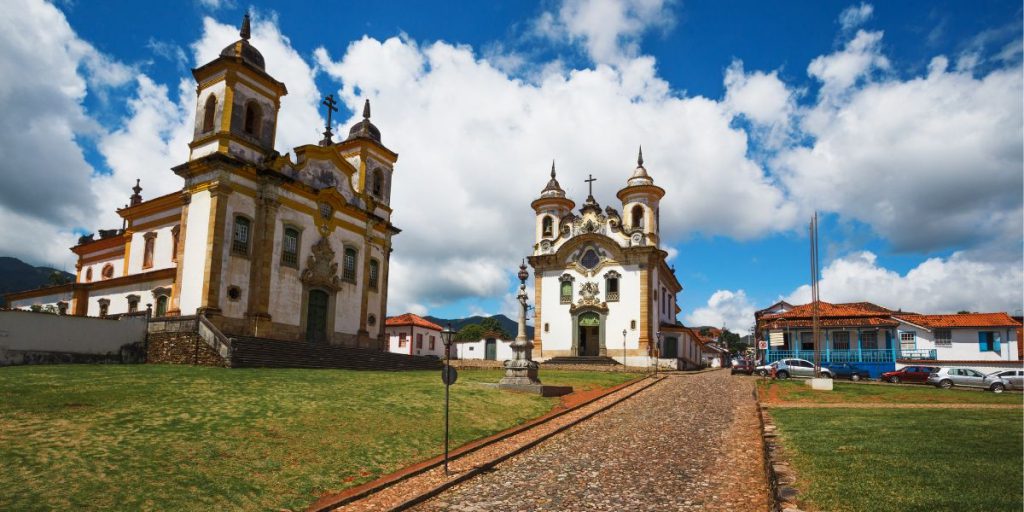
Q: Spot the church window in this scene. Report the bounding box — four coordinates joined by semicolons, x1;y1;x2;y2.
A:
85;268;93;282
630;319;636;330
171;225;180;262
559;274;574;304
281;226;300;267
544;323;550;333
631;205;644;230
541;216;553;237
343;247;357;282
368;314;376;326
155;295;168;317
604;270;620;302
127;294;140;313
371;169;384;198
369;259;380;289
227;286;242;301
243;101;262;137
143;232;157;269
97;299;110;317
580;249;599;269
232;216;251;255
202;94;217;133
101;264;114;280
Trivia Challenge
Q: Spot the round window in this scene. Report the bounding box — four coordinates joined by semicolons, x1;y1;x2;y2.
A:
227;286;242;301
580;249;599;269
368;314;377;326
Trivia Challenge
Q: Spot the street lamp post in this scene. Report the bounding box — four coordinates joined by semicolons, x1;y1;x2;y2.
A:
622;329;627;371
440;323;456;475
655;330;662;378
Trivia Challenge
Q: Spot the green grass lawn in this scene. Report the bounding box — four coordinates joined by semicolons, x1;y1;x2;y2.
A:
771;408;1023;512
759;379;1024;405
0;365;638;511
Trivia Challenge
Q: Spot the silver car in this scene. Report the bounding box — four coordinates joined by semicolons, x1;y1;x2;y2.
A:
772;358;833;380
927;367;1008;393
990;369;1023;390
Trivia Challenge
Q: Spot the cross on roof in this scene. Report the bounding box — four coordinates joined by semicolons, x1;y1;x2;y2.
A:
585;174;596;196
320;94;339;145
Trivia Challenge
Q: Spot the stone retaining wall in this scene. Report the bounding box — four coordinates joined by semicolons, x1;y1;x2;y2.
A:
147;332;228;367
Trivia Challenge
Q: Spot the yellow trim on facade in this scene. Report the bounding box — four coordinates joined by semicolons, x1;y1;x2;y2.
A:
129;213;182;232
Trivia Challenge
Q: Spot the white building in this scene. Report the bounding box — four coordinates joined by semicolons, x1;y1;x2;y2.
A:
385;314;445;358
459;337;514;361
528;152;683;367
5;16;398;350
893;313;1020;363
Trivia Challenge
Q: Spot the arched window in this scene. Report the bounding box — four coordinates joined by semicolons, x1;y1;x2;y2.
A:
170;225;180;262
98;298;110;317
369;259;380;289
243;102;261;136
143;232;157;269
202;94;217;133
232;216;251;255
541;216;553;237
281;226;299;267
85;267;93;282
371;169;383;197
604;270;620;302
343;247;357;282
127;294;140;313
559;274;574;304
155;295;168;317
101;264;114;280
631;205;644;230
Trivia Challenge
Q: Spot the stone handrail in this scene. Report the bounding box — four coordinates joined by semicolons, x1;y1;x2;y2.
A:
197;314;232;360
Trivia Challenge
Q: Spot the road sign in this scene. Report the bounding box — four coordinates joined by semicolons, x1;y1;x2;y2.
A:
758;340;768;350
441;365;458;385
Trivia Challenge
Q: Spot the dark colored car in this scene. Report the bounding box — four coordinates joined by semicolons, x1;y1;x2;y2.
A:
880;366;938;384
731;360;755;375
823;362;870;381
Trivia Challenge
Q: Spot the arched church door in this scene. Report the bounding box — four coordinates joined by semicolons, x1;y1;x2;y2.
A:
578;312;601;356
306;290;329;343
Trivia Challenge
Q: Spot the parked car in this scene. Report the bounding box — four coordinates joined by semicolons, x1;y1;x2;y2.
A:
755;363;773;377
823;362;870;381
927;367;1008;393
772;358;833;380
731;360;755;375
990;369;1023;390
880;366;939;384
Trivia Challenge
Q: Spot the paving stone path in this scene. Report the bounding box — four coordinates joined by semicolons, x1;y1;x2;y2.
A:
413;370;769;512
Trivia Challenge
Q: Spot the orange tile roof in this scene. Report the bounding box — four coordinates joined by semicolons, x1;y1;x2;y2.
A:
758;301;900;330
385;313;443;331
894;312;1022;329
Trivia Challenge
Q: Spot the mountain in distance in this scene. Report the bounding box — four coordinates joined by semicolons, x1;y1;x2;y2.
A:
424;313;534;340
0;257;75;306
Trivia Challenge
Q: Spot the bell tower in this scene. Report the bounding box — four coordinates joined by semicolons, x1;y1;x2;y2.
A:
188;14;288;164
531;161;575;249
616;147;665;247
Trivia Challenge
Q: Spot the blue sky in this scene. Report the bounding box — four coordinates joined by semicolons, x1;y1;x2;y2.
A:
2;0;1021;328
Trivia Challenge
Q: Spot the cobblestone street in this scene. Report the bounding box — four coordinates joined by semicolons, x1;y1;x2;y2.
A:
413;370;769;512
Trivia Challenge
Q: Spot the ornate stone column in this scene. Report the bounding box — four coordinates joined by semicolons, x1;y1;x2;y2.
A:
499;261;541;386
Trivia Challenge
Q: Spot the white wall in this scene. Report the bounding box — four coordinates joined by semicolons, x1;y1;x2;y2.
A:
8;290;74;312
127;219;180;275
538;262;642;353
178;189;212;314
87;278;175;317
385;325;444;357
458;338;514;360
897;321;1019;362
0;311;147;364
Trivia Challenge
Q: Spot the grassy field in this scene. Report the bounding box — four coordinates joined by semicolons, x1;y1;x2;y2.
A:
758;378;1023;404
771;408;1023;512
0;365;638;511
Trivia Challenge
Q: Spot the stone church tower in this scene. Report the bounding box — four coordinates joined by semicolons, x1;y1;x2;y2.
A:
528;150;682;365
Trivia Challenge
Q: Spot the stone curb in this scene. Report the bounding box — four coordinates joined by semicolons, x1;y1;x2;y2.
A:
306;375;660;512
754;385;806;512
387;375;666;512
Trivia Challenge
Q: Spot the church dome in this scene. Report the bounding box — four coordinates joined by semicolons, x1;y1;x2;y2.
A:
346;99;382;143
626;146;654;187
219;14;266;70
540;161;566;199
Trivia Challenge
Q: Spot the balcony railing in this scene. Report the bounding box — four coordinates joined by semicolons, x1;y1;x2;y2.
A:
765;348;937;364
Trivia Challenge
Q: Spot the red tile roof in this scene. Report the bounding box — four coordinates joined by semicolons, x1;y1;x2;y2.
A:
758;301;900;329
385;313;443;331
894;312;1022;329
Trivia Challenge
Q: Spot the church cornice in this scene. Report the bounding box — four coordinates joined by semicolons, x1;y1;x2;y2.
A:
192;57;287;97
531;196;575;212
616;183;665;202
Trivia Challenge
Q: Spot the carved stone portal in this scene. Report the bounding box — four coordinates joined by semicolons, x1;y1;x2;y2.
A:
301;237;342;291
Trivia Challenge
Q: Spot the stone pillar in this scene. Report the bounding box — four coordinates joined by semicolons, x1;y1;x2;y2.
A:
499;261;540;386
356;211;378;348
375;238;393;351
533;267;543;355
168;192;191;316
200;181;233;316
246;182;279;335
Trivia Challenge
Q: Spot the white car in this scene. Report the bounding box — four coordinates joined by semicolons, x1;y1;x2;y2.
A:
927;367;1008;393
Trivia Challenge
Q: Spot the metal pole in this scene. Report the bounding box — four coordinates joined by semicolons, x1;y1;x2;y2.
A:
444;340;450;475
622;329;627;371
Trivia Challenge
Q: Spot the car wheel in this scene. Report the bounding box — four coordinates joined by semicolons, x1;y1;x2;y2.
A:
851;374;861;382
822;372;833;379
776;371;789;380
759;370;768;377
939;380;953;389
991;383;1005;394
890;376;900;384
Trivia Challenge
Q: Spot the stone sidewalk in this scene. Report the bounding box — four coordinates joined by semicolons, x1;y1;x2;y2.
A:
413;370;769;511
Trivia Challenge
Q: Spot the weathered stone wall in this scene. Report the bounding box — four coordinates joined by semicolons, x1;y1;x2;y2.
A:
147;331;227;366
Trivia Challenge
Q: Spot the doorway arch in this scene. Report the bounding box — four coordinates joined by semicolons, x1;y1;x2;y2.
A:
305;289;330;343
572;310;606;356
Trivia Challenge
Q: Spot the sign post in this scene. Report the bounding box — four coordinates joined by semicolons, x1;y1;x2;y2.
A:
440;324;456;475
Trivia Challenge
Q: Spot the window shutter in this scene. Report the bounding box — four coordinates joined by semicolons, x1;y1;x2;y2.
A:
978;332;986;352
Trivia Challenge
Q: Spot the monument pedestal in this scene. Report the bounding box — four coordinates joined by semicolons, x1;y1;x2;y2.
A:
498;358;573;396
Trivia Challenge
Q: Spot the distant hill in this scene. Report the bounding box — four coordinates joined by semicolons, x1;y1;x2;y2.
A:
0;257;75;306
424;313;534;339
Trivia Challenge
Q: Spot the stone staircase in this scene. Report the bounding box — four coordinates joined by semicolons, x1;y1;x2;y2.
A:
229;336;442;371
542;355;621;366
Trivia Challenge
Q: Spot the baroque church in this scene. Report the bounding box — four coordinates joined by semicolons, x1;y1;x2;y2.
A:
529;151;687;365
6;16;398;348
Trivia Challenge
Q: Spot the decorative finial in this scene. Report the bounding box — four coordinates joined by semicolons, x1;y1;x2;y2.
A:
518;259;529;283
550;160;556;178
130;179;143;206
320;94;339;146
240;13;251;40
637;145;644;167
362;99;371;119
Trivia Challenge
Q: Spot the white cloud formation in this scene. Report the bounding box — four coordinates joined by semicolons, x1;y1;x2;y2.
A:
807;29;890;102
535;0;676;65
838;3;874;31
685;289;757;332
785;251;1023;314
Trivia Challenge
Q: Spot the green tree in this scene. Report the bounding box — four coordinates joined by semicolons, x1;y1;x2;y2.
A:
48;271;71;286
720;329;746;352
479;317;512;339
455;324;486;342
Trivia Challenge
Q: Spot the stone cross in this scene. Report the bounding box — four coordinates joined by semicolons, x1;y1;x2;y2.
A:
319;94;339;145
585;174;596;196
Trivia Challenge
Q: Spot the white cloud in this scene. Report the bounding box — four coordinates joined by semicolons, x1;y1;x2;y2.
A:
807;29;890;102
785;251;1023;314
685;289;757;332
535;0;676;65
838;3;874;31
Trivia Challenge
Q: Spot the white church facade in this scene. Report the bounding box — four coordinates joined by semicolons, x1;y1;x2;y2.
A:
6;16;398;349
529;152;686;366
